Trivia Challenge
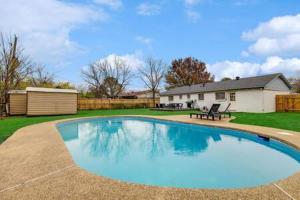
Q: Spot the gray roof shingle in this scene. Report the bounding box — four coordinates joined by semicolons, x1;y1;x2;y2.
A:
160;73;291;96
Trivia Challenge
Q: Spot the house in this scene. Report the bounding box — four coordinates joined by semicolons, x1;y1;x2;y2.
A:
160;73;292;113
8;87;78;116
119;90;160;99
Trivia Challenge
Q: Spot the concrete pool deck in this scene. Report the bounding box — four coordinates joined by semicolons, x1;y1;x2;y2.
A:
0;115;300;200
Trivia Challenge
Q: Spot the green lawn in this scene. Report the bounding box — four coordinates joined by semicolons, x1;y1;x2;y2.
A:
0;109;299;144
231;112;300;132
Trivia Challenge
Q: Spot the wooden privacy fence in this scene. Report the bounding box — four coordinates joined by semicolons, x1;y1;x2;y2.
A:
78;98;160;110
276;95;300;112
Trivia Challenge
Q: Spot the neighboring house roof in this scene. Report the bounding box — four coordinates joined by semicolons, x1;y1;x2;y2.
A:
119;90;159;97
160;73;292;96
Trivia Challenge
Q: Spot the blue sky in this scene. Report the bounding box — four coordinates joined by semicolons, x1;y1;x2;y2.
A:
1;0;300;90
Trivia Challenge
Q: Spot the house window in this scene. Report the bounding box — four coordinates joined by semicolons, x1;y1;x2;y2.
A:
187;94;191;99
168;96;174;101
179;95;182;100
215;92;225;100
198;93;204;100
230;93;236;101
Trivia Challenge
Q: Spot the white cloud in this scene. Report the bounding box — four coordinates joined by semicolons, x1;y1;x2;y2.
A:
0;0;107;65
184;0;201;6
183;0;201;23
185;10;201;23
94;0;122;9
98;53;145;70
241;51;250;57
136;3;161;16
208;56;300;80
242;13;300;56
135;36;152;47
208;61;260;80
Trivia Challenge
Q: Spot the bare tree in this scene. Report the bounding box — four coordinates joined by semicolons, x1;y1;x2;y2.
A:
0;63;4;102
82;56;133;98
100;57;132;98
139;57;165;106
100;76;122;98
289;76;300;93
29;66;54;87
0;33;33;108
82;63;104;98
0;63;4;118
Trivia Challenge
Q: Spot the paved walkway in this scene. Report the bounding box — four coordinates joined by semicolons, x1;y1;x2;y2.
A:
0;115;299;199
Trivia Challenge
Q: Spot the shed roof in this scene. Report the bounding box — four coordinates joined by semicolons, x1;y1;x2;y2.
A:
160;73;291;96
26;87;78;94
8;90;27;94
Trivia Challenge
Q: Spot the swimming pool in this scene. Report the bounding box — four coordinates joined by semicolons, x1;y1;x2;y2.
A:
57;117;300;189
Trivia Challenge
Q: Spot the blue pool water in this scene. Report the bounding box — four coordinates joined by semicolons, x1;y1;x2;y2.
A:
57;117;300;189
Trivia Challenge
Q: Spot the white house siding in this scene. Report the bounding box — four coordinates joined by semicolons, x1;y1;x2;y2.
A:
265;78;290;91
160;76;291;113
194;92;230;111
160;96;169;105
160;88;292;113
263;90;291;112
161;90;264;112
262;78;291;112
235;89;264;112
161;89;268;113
196;89;265;113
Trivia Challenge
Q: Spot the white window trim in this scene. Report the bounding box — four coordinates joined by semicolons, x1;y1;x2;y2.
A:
215;92;226;101
230;92;236;102
198;93;204;101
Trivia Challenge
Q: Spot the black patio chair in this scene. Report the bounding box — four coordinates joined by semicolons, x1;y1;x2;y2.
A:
160;104;166;108
178;103;183;109
220;103;231;118
190;104;221;120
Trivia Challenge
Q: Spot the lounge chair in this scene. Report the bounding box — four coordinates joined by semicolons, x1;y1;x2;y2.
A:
190;104;221;120
175;103;183;109
167;103;175;109
160;104;166;108
220;103;231;118
199;104;221;120
190;108;202;118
